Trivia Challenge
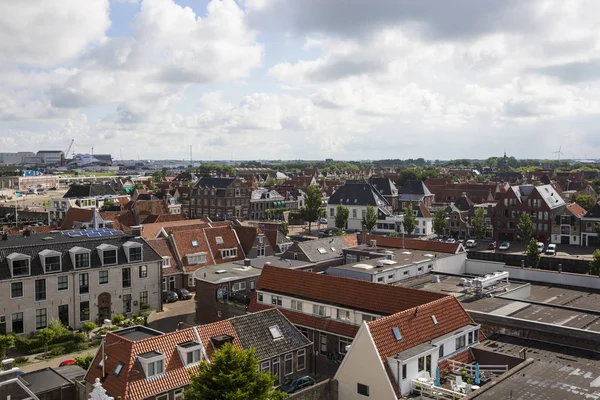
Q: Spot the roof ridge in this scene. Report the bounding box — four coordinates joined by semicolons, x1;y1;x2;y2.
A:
367;295;454;326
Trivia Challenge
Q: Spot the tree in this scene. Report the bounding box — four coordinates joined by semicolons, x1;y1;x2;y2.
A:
36;328;55;355
432;208;447;237
402;204;418;235
0;335;15;359
389;231;399;238
397;169;421;187
517;212;533;245
100;199;115;211
363;205;378;232
335;204;349;231
590;249;600;276
278;222;289;236
472;208;487;244
574;194;597;211
82;322;97;341
526;238;541;268
595;222;600;245
300;185;323;234
74;354;94;370
184;342;287;400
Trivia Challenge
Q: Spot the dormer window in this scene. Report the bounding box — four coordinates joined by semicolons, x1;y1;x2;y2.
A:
137;351;166;379
177;341;204;367
7;253;31;277
69;247;91;269
187;252;207;265
162;256;170;267
39;250;61;273
123;241;143;263
219;248;237;258
97;244;118;266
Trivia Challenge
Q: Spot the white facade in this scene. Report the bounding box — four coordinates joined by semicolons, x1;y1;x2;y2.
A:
376;215;433;236
327;205;371;231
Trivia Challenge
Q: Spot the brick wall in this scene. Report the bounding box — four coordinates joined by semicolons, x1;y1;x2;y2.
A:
289;379;338;400
438;348;474;373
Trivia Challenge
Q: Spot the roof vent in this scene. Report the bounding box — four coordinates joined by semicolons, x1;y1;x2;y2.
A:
211;334;234;350
215;270;227;274
376;261;384;268
42;236;54;241
369;240;377;247
244;258;251;267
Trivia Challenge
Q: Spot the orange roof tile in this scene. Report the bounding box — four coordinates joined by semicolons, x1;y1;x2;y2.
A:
171;229;214;272
203;226;244;264
365;235;463;254
567;203;587;219
146;238;180;275
140;219;211;239
60;207;94;230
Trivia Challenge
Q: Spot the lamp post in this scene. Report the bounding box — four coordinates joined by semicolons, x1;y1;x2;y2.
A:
313;315;331;378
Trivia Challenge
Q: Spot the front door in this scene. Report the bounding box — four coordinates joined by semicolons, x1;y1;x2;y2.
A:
98;292;111;323
169;276;176;291
58;304;69;327
561;235;570;245
320;333;327;353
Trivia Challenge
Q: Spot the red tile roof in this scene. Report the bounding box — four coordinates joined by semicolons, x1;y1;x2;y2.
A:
142;213;185;224
171;229;214;272
233;225;261;255
368;296;477;397
146;238;180;275
140;219;211;239
203;226;244;264
365;235;463;254
60;207;94;230
567;203;587;219
250;265;446;316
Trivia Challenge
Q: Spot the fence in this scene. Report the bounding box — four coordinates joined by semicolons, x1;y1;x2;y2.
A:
411;380;465;400
447;359;508;376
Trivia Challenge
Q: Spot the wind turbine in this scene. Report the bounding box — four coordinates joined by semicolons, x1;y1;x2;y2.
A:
554;146;564;164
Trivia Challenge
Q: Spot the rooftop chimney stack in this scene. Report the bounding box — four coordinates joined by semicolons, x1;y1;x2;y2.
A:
2;359;14;371
244;258;251;267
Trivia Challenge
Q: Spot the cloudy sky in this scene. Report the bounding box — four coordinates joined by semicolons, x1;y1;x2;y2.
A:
1;0;599;161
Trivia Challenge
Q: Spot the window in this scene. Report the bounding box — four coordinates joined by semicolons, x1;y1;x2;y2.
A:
272;358;280;385
35;308;47;329
122;268;131;288
337;309;350;321
129;247;142;262
456;335;466;349
291;300;303;311
103;250;117;266
12;312;23;334
188;275;196;287
57;276;68;291
352;209;357;218
387;274;394;280
75;253;90;269
174;389;184;400
187;253;207;265
297;349;306;371
439;344;444;358
330;208;334;217
313;305;326;316
346;254;358;264
271;295;282;306
99;270;108;285
147;359;164;377
258;292;263;302
123;294;132;313
257;245;266;257
11;282;23;298
220;248;237;258
468;331;474;344
269;325;283;340
186;349;201;364
79;273;89;294
140;291;148;306
402;364;407;380
44;256;61;272
339;338;352;354
80;301;90;321
0;316;5;335
11;258;30;277
284;353;293;376
113;362;124;376
35;279;46;301
357;383;370;397
232;282;246;292
216;236;224;244
139;265;148;278
260;360;270;373
377;276;384;283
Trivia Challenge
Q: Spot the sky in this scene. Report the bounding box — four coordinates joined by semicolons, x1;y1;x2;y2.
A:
1;0;600;161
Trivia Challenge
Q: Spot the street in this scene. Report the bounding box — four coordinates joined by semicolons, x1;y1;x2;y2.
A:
147;297;196;333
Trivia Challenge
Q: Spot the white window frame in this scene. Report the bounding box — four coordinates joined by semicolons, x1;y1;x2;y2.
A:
297;349;306;371
220;248;238;258
284;353;293;376
337;309;350;321
123;241;143;263
188;275;196;287
162;256;170;267
177;342;204;368
271;295;282;306
232;282;246;292
7;253;31;278
156;394;168;400
291;300;303;312
70;247;91;269
186;252;207;265
39;249;61;273
313;304;326;317
96;244;118;267
138;353;166;379
174;389;184;400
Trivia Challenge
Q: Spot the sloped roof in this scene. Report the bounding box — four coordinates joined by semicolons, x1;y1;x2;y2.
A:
536;184;566;209
364;235;464;254
583;201;600;219
194;177;236;189
369;177;398;197
203;226;244;264
63;184;116;198
170;230;214;272
141;213;185;224
454;194;473;212
146;238;180;275
566;203;587;219
233;225;268;255
328;181;388;207
368;296;476;397
140;220;211;240
60;207;94;230
291;236;353;263
400;180;432;196
251;265;446;316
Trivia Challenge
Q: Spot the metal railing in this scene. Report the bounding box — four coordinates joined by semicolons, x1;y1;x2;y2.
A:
411;380;465;399
448;359;508;376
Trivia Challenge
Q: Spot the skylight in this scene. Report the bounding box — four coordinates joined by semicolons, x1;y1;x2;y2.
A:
392;327;402;341
431;315;438;325
192;240;199;248
317;248;327;254
269;325;282;340
113;362;123;376
216;236;224;244
331;247;336;252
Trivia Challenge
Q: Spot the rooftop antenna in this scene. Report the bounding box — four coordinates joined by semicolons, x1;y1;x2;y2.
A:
554;145;564;164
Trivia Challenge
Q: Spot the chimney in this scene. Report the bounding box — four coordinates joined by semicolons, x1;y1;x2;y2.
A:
361;224;367;244
2;359;14;371
131;225;143;236
244;258;251;267
264;262;272;267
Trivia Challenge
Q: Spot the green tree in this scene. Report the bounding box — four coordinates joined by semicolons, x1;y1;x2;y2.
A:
517;212;533;245
74;354;94;370
590;249;600;276
363;205;378;232
0;335;15;358
389;231;399;238
432;208;447;237
184;342;287;400
112;314;125;326
82;322;97;341
594;222;600;245
36;328;55;355
278;222;289;236
574;194;597;211
335;204;350;231
402;204;418;235
472;208;487;244
299;185;323;234
526;237;541;268
397;169;421;187
100;199;115;211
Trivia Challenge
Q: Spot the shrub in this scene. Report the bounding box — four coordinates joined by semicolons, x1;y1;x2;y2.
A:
49;319;69;337
112;314;125;326
74;354;94;370
49;346;65;358
13;356;28;367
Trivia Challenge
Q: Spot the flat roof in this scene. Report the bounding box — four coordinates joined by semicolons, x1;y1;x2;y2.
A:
195;256;313;283
333;249;450;275
114;325;164;341
390;342;437;361
397;274;484;298
19;368;71;394
474;335;600;399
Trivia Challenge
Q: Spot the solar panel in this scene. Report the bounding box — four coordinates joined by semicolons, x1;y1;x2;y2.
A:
112;230;124;236
98;232;113;237
87;232;102;237
67;232;82;237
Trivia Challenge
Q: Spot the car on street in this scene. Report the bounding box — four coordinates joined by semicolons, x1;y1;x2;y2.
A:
498;241;511;251
175;288;193;300
446;238;456;243
318;218;328;225
487;241;497;250
465;239;477;248
537;242;544;253
546;243;557;256
162;291;178;303
279;376;316;394
59;359;76;367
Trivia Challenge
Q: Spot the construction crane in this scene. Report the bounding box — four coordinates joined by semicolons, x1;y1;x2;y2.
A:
61;139;74;166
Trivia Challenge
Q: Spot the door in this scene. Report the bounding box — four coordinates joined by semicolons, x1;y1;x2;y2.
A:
98;293;111;323
272;359;280;385
169;276;176;291
319;333;327;353
425;354;432;376
58;304;69;327
561;235;570;245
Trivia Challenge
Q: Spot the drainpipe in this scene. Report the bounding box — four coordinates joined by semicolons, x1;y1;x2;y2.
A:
72;273;76;329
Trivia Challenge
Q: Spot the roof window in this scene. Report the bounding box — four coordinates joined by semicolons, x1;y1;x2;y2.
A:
192;240;199;248
216;236;224;244
177;341;204;367
432;315;438;325
269;325;283;340
317;248;327;254
392;327;402;341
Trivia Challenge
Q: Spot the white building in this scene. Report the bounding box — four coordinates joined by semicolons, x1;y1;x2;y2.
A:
327;180;391;231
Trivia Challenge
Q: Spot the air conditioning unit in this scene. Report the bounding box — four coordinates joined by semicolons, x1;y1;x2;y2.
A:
369;240;377;247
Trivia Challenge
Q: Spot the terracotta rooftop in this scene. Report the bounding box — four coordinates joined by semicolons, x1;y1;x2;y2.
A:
141;213;185;224
170;229;214;272
567;203;587;219
146;238;180;275
140;219;211;239
204;226;245;264
250;265;446;316
364;235;464;254
60;207;94;230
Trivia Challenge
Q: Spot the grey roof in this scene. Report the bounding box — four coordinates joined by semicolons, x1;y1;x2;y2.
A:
230;309;312;361
400;180;432;196
369;177;398;197
391;342;437;361
583;201;600;219
328;181;388;207
63;184;116;198
19;368;72;394
294;236;351;263
0;235;162;280
399;193;426;201
55;365;86;382
196;256;311;283
0;378;39;400
251;189;284;201
194;177;236;189
453;195;472;212
536;184;566;209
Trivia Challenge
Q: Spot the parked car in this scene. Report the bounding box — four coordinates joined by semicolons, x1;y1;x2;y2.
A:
546;243;557;255
318;218;328;225
465;239;477;248
162;291;178;303
537;242;544;253
446;238;456;243
487;241;497;250
498;241;511;251
59;359;75;367
279;376;316;394
175;288;193;300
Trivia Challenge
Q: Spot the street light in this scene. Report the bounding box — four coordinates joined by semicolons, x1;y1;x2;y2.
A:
313;315;331;378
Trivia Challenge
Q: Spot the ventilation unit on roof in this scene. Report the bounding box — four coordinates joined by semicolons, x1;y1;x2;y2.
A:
215;270;227;274
385;251;394;260
369;240;377;247
376;261;383;268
